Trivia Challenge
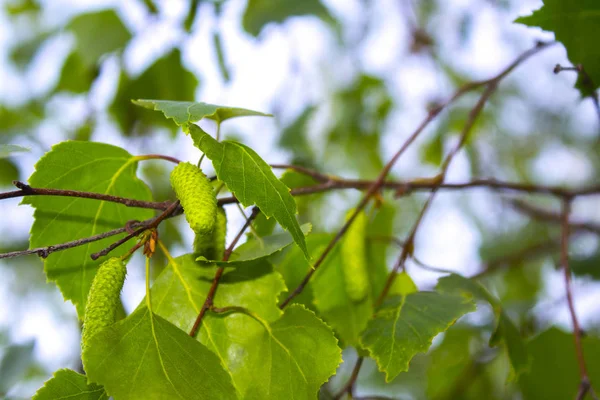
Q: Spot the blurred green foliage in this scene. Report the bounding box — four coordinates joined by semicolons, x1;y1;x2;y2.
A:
0;0;599;398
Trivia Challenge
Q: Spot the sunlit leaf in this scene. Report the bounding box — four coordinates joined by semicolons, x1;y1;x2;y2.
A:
83;306;237;399
133;99;271;126
22;141;153;317
189;124;308;258
32;369;107;400
149;254;341;398
361;292;476;381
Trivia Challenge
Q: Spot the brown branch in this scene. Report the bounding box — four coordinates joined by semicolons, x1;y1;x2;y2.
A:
90;200;181;260
0;224;135;260
561;198;594;399
334;41;556;396
3;177;598;262
278;41;555;310
189;207;260;337
270;164;331;183
0;181;171;210
509;198;600;235
379;79;499;305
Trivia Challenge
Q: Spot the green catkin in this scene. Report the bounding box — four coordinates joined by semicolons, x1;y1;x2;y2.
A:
194;207;227;260
82;257;127;348
170;162;217;236
340;210;370;302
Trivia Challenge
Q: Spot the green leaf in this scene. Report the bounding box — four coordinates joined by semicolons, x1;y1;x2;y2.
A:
83;306;237;400
9;31;53;68
437;274;531;379
56;52;98;93
149;254;341;399
133;99;271;126
515;0;600;92
420;132;444;166
149;253;287;394
360;292;476;381
0;144;29;158
22;141;153;317
202;223;311;265
111;50;199;135
32;369;107;400
571;251;600;279
242;0;334;37
189;125;308;258
0;341;34;394
67;9;131;67
519;328;600;400
235;304;342;399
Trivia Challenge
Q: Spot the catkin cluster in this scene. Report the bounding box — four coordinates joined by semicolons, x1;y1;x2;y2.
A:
170;162;217;236
194;206;227;260
340;210;370;302
82;257;127;348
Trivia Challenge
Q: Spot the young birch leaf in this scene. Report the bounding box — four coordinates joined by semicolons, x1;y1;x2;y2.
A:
33;369;107;400
236;304;342;400
132;99;271;126
360;292;476;381
189;124;309;259
437;273;531;379
515;0;600;93
149;254;339;399
82;306;237;400
22;141;153;318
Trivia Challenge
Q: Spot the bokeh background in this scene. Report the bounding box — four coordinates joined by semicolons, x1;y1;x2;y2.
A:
0;0;599;398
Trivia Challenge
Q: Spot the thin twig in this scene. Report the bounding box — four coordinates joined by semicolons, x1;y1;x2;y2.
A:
378;82;498;305
189;207;260;337
561;197;593;399
335;41;556;396
3;178;599;261
278;41;555;310
333;356;364;400
0;225;133;259
90;200;181;260
270;164;331;183
509;198;600;235
0;181;170;210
